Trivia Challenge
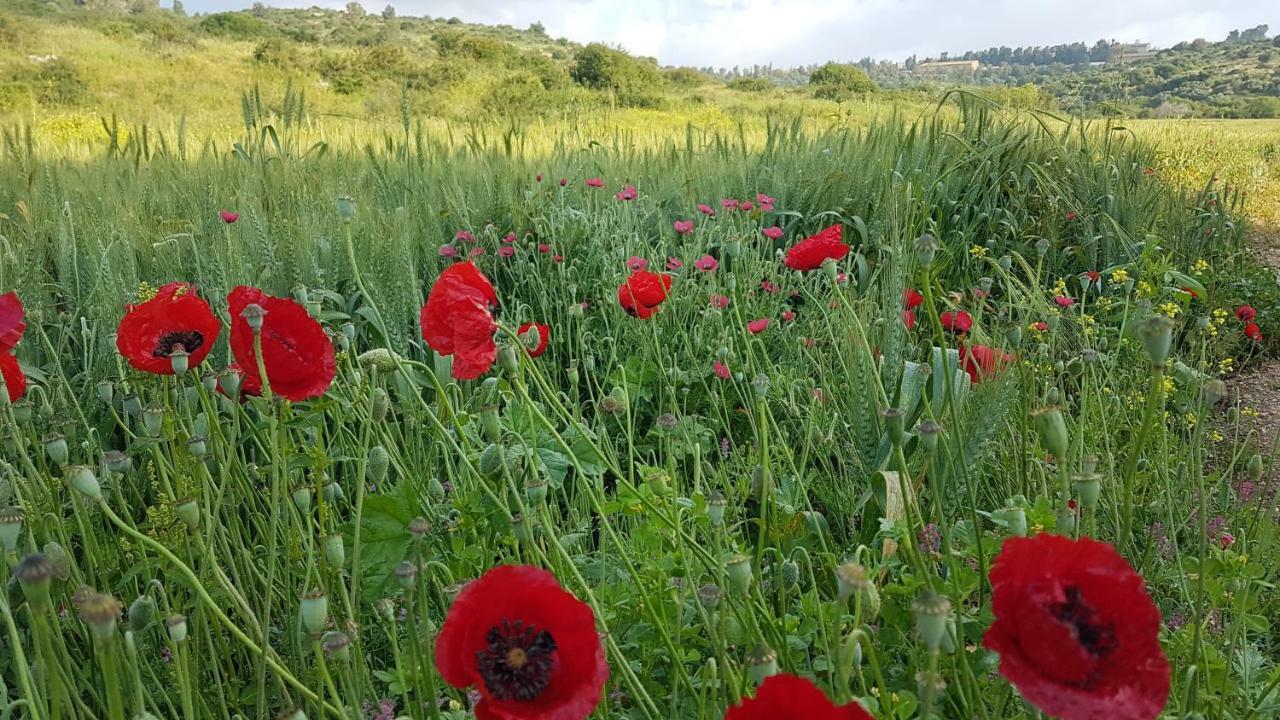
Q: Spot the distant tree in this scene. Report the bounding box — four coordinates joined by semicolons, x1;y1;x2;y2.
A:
446;17;462;24
1090;39;1113;62
529;21;546;36
249;2;266;17
345;2;365;18
381;4;394;19
571;43;663;105
171;0;184;15
808;62;877;100
1274;35;1280;47
1241;25;1269;42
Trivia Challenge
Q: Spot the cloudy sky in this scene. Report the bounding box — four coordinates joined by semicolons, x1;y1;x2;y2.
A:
184;0;1273;68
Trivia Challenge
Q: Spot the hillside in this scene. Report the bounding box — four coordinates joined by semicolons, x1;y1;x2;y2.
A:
0;0;1278;133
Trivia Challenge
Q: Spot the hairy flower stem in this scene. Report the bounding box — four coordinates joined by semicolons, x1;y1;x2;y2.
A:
1120;364;1164;550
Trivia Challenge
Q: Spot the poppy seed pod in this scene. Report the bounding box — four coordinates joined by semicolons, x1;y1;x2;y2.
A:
916;420;943;454
367;446;390;484
0;507;24;553
96;380;114;405
394;560;418;590
169;347;190;375
1248;454;1264;481
1004;504;1028;537
835;561;870;601
781;559;800;588
1202;379;1227;407
122;394;142;417
67;465;102;501
747;646;779;686
370;387;390;423
912;590;951;653
725;554;753;594
525;476;548;505
12;553;56;609
1136;315;1174;367
323;534;345;568
288;487;311;515
175;498;200;530
99;450;129;476
44;433;69;466
707;491;727;526
497;346;519;376
697;583;723;610
187;435;207;458
1035;238;1051;258
752;372;771;399
78;591;123;639
142;406;165;437
408;516;430;540
299;589;329;635
335;194;356;220
1073;472;1104;510
321;630;351;661
881;407;906;446
913;234;939;268
323;482;345;504
1031;406;1070;461
165;614;188;643
239;303;266;333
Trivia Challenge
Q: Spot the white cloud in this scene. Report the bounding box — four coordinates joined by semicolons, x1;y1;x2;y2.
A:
185;0;1274;67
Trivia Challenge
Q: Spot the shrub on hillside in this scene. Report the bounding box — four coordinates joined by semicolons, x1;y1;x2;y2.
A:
808;62;877;101
252;38;301;68
481;71;559;117
29;58;90;107
571;43;663;106
198;12;269;39
664;67;709;88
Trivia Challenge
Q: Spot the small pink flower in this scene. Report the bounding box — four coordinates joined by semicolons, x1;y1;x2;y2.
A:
721;198;738;210
781;310;795;322
673;220;695;235
697;204;715;216
538;243;551;253
747;318;770;334
972;288;989;299
804;337;816;348
535;174;543;182
666;257;684;270
627;256;649;271
498;246;515;258
756;192;776;210
615;184;638;201
469;247;486;258
438;244;458;258
456;230;475;244
585;177;605;188
1033;321;1049;333
502;232;517;244
762;226;783;240
694;255;718;272
220;209;239;224
737;200;754;212
553;255;564;263
1054;295;1075;308
1220;532;1235;549
837;272;848;285
710;294;730;308
579;301;590;311
559;178;568;187
713;360;731;379
760;280;779;294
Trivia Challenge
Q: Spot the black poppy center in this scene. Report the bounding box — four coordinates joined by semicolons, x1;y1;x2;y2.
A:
1049;585;1117;659
476;619;556;702
153;330;205;358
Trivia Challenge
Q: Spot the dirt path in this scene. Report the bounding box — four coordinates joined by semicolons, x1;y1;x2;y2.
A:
1229;225;1280;463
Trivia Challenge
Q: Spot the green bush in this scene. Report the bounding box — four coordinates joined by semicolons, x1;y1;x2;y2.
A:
251;38;300;68
481;71;557;116
727;77;773;92
664;67;709;88
571;43;663;106
808;62;877;101
198;12;270;39
30;58;90;106
316;53;367;95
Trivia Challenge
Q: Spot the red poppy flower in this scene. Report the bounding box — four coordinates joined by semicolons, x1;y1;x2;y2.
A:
421;262;500;381
1054;296;1076;308
781;310;795;322
1066;210;1078;221
747;318;770;334
673;220;694;235
1245;322;1263;342
1236;305;1257;322
903;288;923;311
694;255;718;272
698;204;715;216
0;351;25;403
783;224;848;271
941;310;973;334
984;534;1170;720
116;283;222;375
960;343;1013;384
0;291;25;352
436;565;608;720
518;322;550;358
220;210;239;224
228;286;336;401
618;270;672;320
1034;321;1050;333
1084;270;1100;283
724;673;872;720
902;310;917;329
713;360;730;379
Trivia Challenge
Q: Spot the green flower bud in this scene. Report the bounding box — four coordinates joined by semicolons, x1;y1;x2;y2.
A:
13;553;56;609
321;630;351;661
707;491;727;526
176;498;200;530
1031;406;1070;461
0;507;23;553
696;583;723;610
128;595;156;633
165;614;188;643
913;234;939;268
1248;454;1264;481
44;433;69;466
881;407;906;446
371;387;390;423
291;486;312;514
1137;315;1174;367
367;445;390;484
479;405;502;443
323;534;345;568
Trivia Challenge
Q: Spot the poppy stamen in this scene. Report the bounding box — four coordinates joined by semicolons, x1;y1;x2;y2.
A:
476;619;556;702
1049;585;1117;659
153;330;205;358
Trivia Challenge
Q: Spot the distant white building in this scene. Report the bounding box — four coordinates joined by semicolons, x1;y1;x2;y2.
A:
1111;43;1157;64
914;59;980;75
